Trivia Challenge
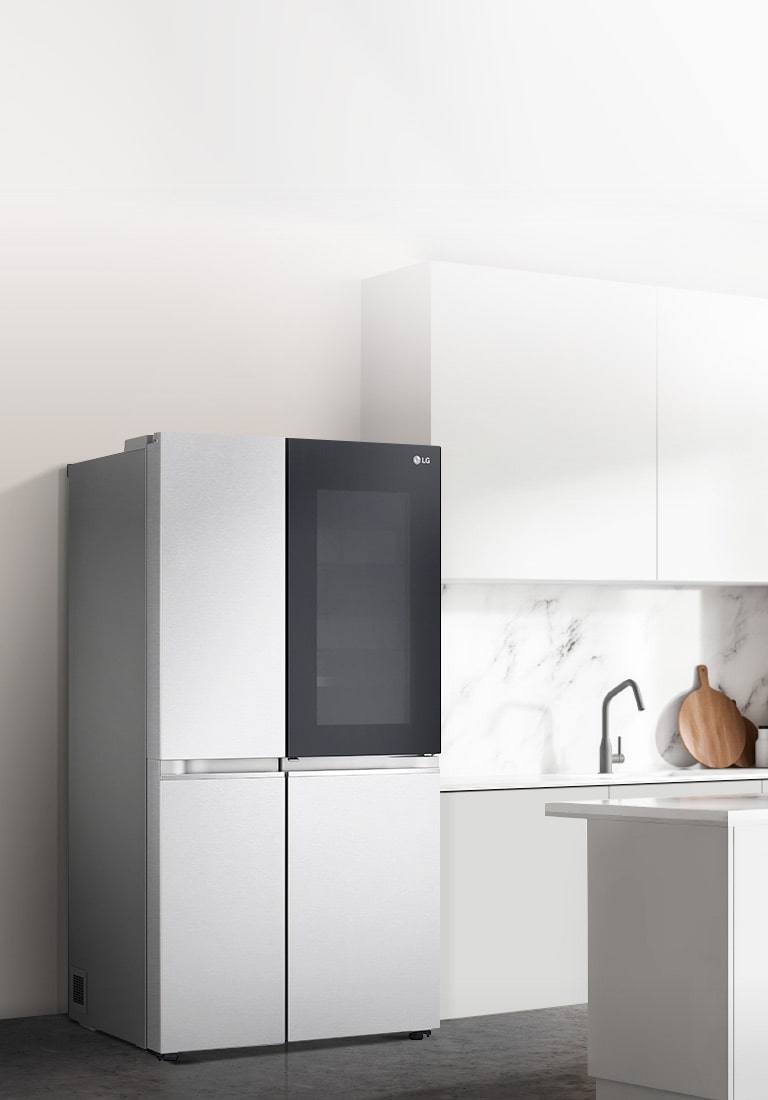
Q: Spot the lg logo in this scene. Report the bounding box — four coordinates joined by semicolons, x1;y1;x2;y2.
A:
412;455;431;465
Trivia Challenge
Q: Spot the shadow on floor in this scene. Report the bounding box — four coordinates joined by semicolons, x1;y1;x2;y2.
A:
0;1005;594;1099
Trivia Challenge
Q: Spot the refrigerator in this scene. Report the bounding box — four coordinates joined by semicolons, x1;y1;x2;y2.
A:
68;433;440;1055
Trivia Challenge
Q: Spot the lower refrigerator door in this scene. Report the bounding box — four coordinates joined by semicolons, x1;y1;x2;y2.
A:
287;767;440;1042
151;771;285;1053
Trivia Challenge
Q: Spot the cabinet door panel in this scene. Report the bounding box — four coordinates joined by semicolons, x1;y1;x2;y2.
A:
288;770;439;1041
155;774;285;1053
441;786;602;1018
658;288;768;582
733;827;768;1099
431;264;657;581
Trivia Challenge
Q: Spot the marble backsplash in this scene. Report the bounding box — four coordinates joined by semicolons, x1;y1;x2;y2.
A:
440;584;768;777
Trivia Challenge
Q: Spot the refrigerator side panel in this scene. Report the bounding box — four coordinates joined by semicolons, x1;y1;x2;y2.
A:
157;433;285;760
68;450;147;1047
156;774;285;1053
288;770;440;1041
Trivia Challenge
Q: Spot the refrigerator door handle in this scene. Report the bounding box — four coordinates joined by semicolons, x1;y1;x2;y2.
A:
160;772;285;781
159;758;281;777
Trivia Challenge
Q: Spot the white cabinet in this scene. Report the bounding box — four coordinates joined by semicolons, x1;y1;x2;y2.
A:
440;786;601;1020
364;263;768;584
441;779;764;1021
552;795;768;1100
658;288;768;583
363;262;657;581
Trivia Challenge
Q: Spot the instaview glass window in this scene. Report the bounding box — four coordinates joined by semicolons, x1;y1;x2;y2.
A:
316;489;410;726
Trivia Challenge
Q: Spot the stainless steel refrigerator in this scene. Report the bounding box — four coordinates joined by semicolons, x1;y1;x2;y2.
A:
68;433;440;1055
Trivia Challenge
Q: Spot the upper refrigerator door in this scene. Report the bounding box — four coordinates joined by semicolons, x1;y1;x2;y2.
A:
153;433;286;761
287;439;440;757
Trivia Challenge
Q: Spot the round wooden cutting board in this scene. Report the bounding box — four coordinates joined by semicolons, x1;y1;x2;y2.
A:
735;712;758;768
678;666;746;768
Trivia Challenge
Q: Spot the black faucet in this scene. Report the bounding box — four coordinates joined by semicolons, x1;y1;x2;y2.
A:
600;679;645;773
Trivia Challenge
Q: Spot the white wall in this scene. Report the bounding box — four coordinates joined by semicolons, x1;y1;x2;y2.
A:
4;1;768;298
4;0;768;1020
0;203;422;1018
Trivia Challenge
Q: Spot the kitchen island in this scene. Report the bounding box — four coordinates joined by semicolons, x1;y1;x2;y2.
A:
545;795;768;1100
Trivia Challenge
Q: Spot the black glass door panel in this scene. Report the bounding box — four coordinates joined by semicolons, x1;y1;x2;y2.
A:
287;439;440;757
316;489;410;726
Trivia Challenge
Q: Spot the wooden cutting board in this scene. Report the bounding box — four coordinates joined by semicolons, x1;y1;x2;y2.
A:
735;712;758;768
678;666;746;768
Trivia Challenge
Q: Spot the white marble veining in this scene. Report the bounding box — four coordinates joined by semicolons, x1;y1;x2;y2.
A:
441;584;768;778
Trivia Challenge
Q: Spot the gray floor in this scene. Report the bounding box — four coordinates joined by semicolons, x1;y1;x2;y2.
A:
0;1007;593;1100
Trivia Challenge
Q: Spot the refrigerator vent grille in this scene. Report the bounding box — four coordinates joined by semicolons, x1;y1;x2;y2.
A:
71;969;87;1010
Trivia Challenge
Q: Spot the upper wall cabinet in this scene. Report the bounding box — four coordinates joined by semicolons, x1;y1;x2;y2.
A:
658;289;768;583
362;262;657;581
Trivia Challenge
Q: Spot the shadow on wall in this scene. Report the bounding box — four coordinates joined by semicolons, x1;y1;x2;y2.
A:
699;587;768;724
655;587;768;767
0;468;68;1016
655;680;698;768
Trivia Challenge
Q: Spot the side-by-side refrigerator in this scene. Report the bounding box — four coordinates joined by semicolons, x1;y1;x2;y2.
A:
68;433;440;1055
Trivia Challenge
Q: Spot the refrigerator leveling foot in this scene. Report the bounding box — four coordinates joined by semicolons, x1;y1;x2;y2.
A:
148;1050;180;1062
408;1030;432;1040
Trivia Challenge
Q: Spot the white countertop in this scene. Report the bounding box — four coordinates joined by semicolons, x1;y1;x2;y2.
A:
440;768;768;792
545;793;768;826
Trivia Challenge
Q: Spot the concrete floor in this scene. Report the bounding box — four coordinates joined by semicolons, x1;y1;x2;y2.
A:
0;1006;592;1099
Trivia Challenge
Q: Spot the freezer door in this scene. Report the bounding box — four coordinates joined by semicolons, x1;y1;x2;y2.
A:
151;773;285;1053
288;769;440;1041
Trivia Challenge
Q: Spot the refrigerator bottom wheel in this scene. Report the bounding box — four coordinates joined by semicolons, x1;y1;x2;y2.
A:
408;1031;432;1041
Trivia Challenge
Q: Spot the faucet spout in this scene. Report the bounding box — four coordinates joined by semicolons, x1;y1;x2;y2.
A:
600;679;645;774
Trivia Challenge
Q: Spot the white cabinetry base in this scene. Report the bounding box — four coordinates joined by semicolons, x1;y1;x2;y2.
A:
545;798;768;1100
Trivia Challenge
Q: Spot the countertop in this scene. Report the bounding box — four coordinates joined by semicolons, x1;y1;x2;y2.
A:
440;768;768;792
545;793;768;826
